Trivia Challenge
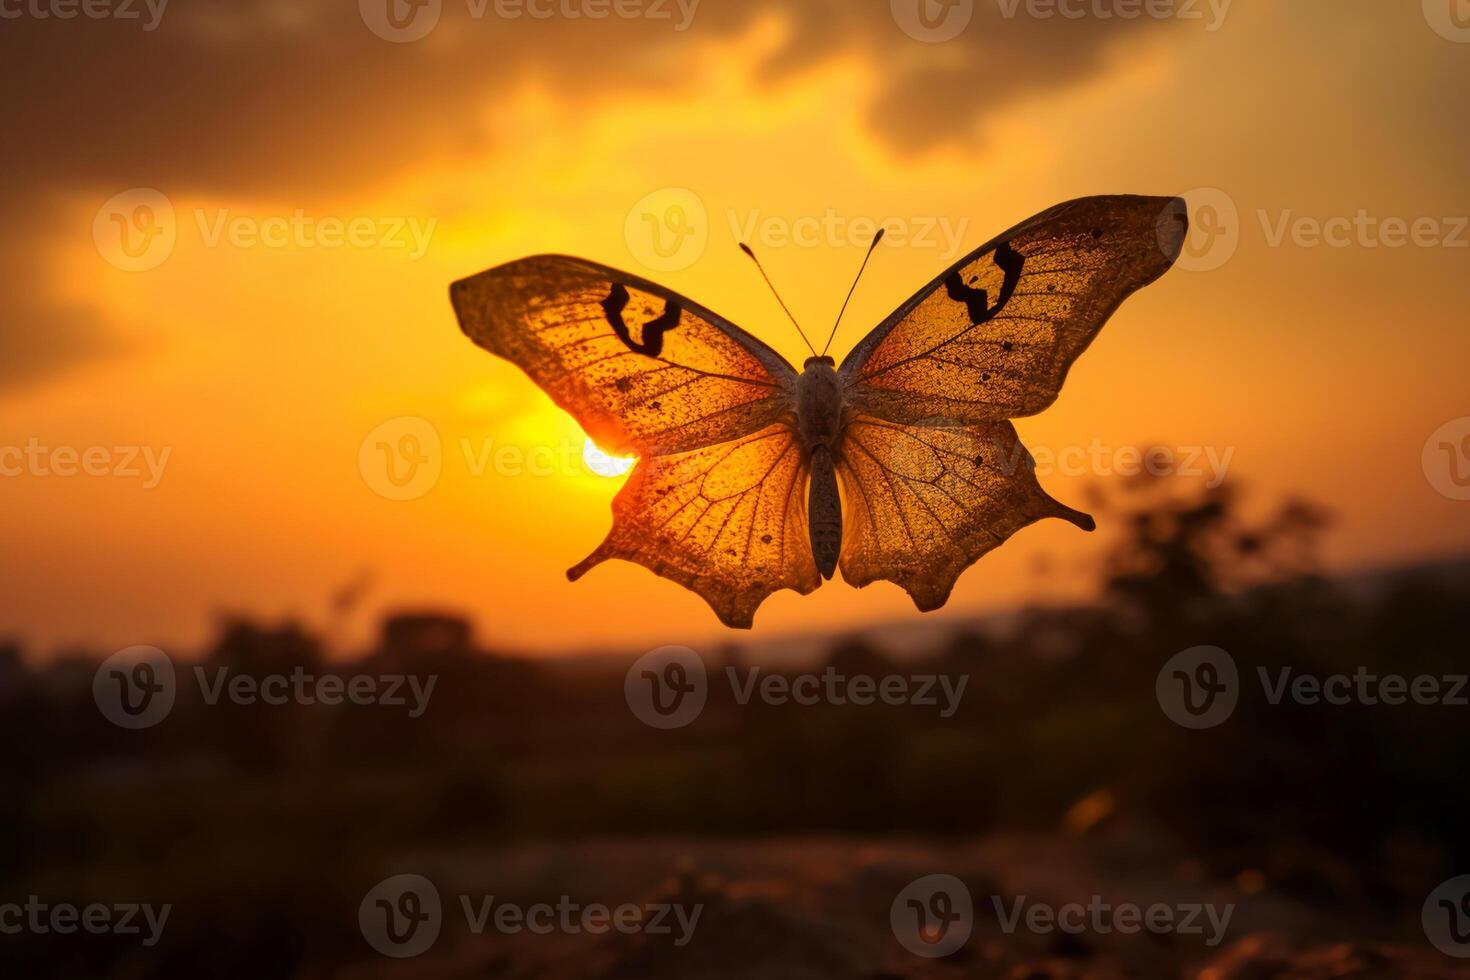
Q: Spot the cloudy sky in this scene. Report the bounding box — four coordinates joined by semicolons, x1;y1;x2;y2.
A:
2;0;1467;655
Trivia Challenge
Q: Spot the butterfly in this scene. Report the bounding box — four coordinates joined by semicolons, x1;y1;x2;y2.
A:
451;195;1188;628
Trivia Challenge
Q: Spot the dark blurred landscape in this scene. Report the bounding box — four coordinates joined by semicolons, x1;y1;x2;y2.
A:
5;476;1470;978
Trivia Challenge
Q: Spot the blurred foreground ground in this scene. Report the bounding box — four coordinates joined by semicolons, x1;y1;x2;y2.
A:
4;479;1470;977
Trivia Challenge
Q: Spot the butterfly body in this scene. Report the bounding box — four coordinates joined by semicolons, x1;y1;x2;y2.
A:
797;355;845;579
452;195;1187;628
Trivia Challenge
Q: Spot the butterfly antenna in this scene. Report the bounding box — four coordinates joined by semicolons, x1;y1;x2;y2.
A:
821;227;885;358
739;242;817;358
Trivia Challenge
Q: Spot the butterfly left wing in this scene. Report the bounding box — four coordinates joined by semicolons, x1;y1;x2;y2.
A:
569;422;819;628
451;256;816;627
452;255;798;456
834;195;1187;609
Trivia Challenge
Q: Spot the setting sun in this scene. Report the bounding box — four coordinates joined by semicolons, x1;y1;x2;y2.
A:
582;437;636;478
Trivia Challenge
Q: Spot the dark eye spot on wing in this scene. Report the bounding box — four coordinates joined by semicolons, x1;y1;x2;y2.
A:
944;241;1024;327
601;283;681;357
1001;340;1013;352
761;534;772;544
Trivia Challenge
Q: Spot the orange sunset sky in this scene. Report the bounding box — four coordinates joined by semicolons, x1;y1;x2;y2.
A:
2;0;1467;656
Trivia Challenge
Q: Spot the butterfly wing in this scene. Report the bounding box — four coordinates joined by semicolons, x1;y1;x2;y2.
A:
840;195;1188;423
837;415;1093;610
569;423;818;628
453;255;798;455
835;195;1187;609
451;256;816;628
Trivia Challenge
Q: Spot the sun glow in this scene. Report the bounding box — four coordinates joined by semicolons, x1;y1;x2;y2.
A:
582;438;635;478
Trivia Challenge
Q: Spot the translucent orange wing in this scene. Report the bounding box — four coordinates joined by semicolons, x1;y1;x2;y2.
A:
838;416;1092;611
451;255;798;455
569;423;819;628
451;256;814;627
840;195;1187;423
835;195;1186;608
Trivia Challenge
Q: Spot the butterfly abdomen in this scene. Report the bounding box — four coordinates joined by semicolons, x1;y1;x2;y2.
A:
797;357;844;580
808;445;841;580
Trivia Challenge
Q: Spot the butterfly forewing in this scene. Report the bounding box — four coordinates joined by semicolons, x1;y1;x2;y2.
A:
840;195;1187;423
451;255;798;456
834;195;1186;609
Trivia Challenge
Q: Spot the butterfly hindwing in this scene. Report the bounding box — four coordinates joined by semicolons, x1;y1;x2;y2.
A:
569;423;820;628
837;415;1092;611
452;255;798;456
840;195;1188;423
451;256;815;627
835;195;1186;609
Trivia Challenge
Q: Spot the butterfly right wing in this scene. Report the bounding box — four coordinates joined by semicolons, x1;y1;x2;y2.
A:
836;414;1092;612
839;195;1187;423
832;196;1186;610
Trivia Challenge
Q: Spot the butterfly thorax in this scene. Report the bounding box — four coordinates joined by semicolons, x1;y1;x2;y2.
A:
796;356;844;451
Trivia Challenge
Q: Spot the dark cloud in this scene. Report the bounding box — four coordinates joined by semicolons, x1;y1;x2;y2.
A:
0;291;131;396
1;0;1167;193
0;0;1169;389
